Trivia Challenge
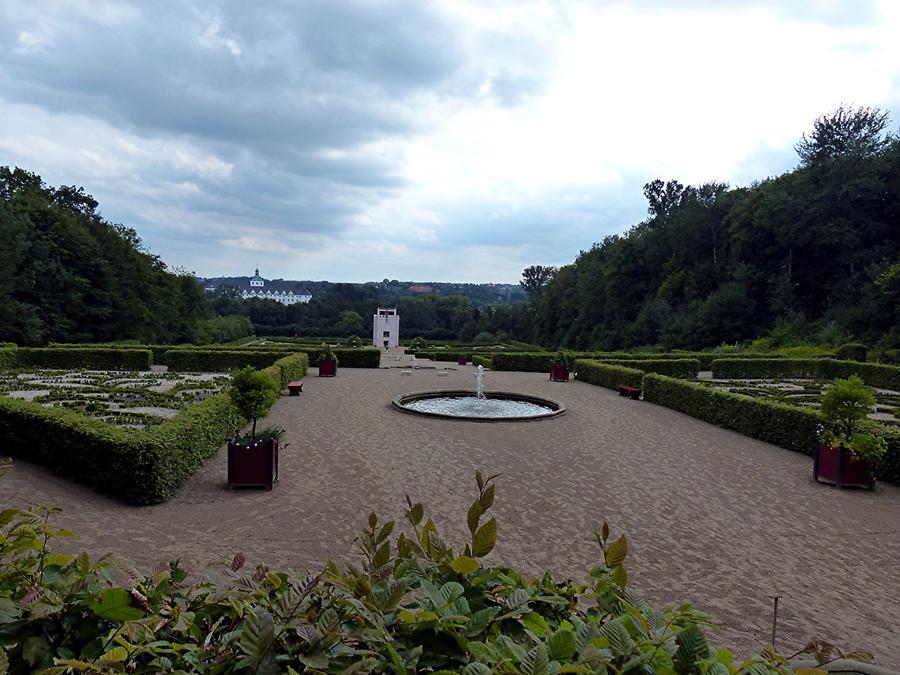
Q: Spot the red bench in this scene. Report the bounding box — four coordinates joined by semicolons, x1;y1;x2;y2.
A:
287;380;304;396
617;384;640;400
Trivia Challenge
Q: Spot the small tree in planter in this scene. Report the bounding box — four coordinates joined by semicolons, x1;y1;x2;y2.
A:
227;367;281;489
550;351;569;382
319;344;338;376
815;375;886;489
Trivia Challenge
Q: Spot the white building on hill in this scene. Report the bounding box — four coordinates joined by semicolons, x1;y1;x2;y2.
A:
204;269;312;305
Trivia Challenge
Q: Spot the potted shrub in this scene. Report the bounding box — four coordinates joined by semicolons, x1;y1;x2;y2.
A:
227;366;281;489
814;375;886;489
318;344;338;377
550;352;569;382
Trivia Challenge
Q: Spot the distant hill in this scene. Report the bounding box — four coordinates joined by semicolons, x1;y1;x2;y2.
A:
200;273;527;307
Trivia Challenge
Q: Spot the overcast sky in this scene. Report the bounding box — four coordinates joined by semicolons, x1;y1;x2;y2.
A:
2;1;898;283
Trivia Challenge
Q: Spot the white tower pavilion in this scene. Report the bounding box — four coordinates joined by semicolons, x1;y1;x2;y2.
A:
373;307;400;349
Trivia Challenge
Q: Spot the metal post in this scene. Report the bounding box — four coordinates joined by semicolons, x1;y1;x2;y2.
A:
771;596;780;649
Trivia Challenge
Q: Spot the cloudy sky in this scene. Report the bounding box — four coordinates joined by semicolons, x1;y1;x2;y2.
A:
2;1;899;283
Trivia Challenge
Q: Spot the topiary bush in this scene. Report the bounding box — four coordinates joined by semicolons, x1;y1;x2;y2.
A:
229;366;278;439
0;467;846;673
574;360;643;390
835;342;867;362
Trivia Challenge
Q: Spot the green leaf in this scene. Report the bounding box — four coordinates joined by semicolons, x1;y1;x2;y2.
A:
465;606;500;637
675;624;710;670
522;611;551;635
476;470;484;492
100;646;128;662
451;555;480;574
239;608;275;661
479;484;495;510
604;534;628;566
22;636;49;666
410;503;424;525
601;618;635;656
89;588;144;622
467;500;483;534
521;643;549;675
463;664;492;675
547;628;577;661
472;518;497;558
611;563;627;588
368;512;377;529
575;620;601;652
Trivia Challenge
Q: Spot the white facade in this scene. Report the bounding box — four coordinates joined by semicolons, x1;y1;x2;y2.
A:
236;269;312;305
373;307;400;348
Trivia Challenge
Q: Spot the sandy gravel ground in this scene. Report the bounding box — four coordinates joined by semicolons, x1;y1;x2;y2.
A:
3;352;899;666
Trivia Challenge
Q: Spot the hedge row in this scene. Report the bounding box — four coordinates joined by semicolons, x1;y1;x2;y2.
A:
9;347;152;371
640;373;900;485
0;352;309;504
574;360;643;390
642;373;822;454
602;358;699;379
166;349;296;372
712;358;900;390
472;355;493;369
0;347;16;370
413;351;473;362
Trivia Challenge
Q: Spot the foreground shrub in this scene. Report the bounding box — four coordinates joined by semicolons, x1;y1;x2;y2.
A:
574;360;643;390
0;467;855;673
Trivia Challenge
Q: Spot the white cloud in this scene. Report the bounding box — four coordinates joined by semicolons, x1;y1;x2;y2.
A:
1;0;898;282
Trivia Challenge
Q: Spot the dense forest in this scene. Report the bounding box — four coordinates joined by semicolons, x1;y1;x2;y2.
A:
0;167;218;345
529;106;900;351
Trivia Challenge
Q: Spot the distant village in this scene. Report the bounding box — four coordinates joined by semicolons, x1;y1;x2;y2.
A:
199;269;527;306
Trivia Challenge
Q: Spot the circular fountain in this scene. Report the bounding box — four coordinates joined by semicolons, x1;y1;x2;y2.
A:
392;365;565;422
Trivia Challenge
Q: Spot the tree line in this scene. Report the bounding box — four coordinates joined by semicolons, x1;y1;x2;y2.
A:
525;106;900;352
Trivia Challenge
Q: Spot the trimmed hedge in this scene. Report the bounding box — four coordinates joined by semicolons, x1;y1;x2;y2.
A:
574;359;643;390
603;358;699;379
835;343;867;362
472;355;493;369
711;358;900;390
0;347;16;370
0;352;309;504
641;373;900;485
642;373;822;455
11;347;152;371
167;349;295;372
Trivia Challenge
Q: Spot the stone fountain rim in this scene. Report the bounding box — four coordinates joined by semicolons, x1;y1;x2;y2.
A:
391;389;566;423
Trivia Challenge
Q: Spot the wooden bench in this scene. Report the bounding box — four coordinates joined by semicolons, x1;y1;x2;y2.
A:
617;384;641;400
287;380;304;396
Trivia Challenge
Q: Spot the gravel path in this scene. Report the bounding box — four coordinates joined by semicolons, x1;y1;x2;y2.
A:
4;355;899;666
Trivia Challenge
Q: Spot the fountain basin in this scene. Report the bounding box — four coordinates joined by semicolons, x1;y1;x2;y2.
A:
392;390;565;422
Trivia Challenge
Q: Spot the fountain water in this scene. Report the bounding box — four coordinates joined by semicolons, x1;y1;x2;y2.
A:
475;364;485;400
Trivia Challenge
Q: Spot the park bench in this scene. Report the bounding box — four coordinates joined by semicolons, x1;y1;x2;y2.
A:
617;384;641;400
287;380;304;396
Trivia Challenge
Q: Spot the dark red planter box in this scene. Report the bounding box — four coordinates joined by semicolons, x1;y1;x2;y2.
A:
550;365;569;382
813;443;873;489
228;438;278;489
319;358;337;377
458;356;467;365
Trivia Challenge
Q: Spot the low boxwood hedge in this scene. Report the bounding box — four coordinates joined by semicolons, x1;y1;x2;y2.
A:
472;355;493;369
0;347;16;370
574;359;643;390
166;349;295;372
711;358;900;390
0;353;308;504
642;373;822;455
11;347;153;371
603;358;699;379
